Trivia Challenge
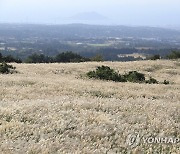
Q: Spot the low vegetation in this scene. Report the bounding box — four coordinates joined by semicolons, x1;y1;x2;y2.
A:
25;53;53;63
123;71;145;83
90;54;104;62
0;53;22;63
167;50;180;59
87;66;126;82
163;80;170;85
87;65;169;84
0;62;16;74
149;54;161;60
145;77;159;84
25;52;91;63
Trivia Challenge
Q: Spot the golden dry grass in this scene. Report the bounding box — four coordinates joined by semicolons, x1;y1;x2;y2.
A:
0;60;180;153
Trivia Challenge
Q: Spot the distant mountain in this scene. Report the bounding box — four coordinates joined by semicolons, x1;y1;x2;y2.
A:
69;12;108;21
0;23;180;39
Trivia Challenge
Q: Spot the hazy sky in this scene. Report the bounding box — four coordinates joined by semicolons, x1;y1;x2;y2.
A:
0;0;180;26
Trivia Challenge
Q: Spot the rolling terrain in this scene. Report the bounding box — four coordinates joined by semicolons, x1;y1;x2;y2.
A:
0;60;180;153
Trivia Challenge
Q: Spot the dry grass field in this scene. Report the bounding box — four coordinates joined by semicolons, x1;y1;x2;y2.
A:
0;60;180;154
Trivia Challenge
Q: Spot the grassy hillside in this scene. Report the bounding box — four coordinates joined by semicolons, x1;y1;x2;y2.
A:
0;60;180;153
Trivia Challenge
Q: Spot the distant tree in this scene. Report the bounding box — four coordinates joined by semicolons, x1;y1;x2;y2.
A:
25;54;52;63
0;53;22;63
55;51;90;63
25;52;90;63
0;53;2;62
91;54;104;62
3;55;22;63
167;51;180;59
149;54;161;60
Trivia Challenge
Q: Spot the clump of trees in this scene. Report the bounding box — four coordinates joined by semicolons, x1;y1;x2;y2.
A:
54;52;90;63
20;50;180;63
0;53;22;63
0;62;16;74
25;54;53;63
25;52;90;63
87;65;169;84
167;51;180;59
145;50;180;60
149;54;161;60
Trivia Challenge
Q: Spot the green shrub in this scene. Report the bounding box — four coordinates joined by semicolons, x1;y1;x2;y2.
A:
87;66;126;82
123;71;145;83
87;66;169;84
146;77;159;84
0;62;16;74
163;80;170;85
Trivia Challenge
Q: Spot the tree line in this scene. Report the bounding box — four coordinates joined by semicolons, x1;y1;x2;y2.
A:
0;50;179;64
24;51;103;63
0;53;22;63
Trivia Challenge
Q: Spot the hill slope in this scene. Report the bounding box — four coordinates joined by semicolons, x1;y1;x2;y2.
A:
0;60;180;153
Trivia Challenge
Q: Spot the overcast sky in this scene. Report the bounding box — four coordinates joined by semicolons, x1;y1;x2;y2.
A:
0;0;180;26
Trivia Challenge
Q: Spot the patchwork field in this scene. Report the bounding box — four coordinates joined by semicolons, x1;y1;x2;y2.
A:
0;60;180;153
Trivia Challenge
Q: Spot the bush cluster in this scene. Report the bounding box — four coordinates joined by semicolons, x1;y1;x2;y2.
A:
87;65;169;84
149;54;161;60
123;71;145;83
25;52;90;63
0;53;22;63
87;66;126;82
167;51;180;59
0;62;16;74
